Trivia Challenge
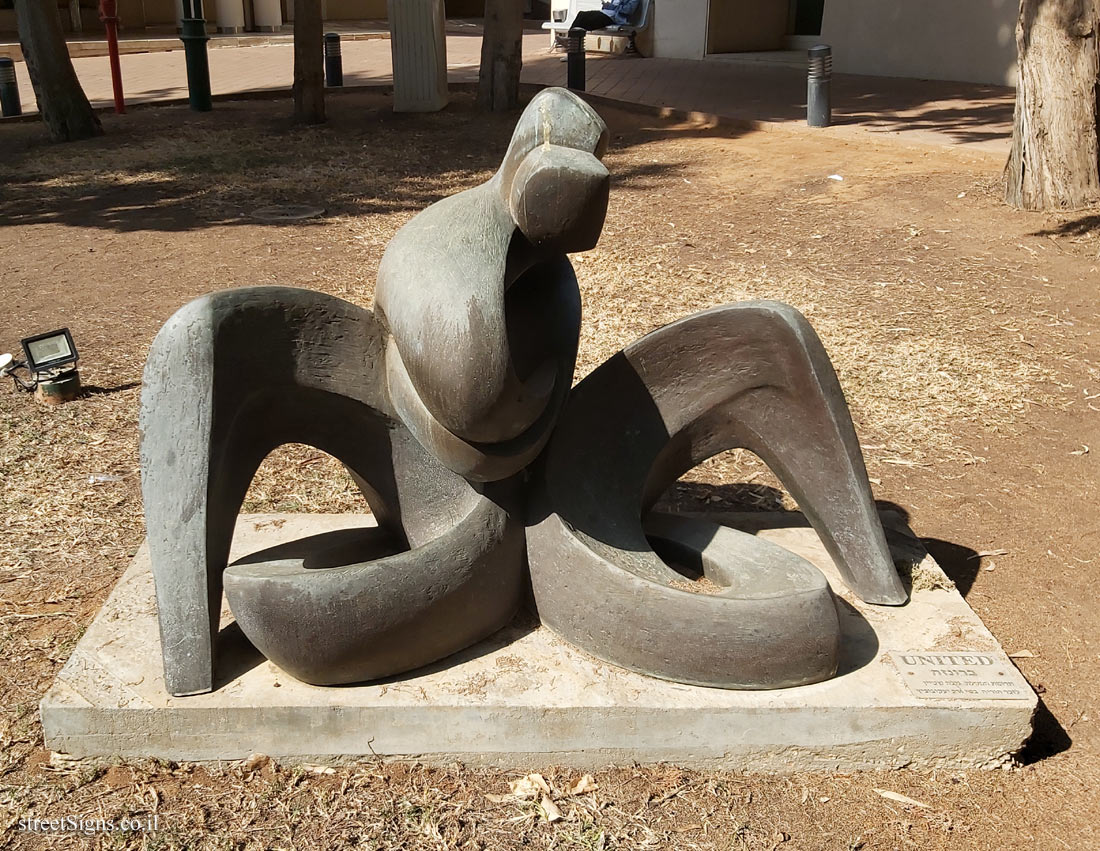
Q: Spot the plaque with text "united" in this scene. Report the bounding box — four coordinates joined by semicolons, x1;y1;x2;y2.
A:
888;652;1032;700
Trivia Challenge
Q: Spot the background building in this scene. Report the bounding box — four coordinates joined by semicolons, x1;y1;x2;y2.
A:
1;0;1019;87
636;0;1017;86
0;0;488;37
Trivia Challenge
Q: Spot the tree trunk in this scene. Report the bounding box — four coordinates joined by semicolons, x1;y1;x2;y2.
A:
293;0;325;124
14;0;101;142
478;0;523;111
1004;0;1100;211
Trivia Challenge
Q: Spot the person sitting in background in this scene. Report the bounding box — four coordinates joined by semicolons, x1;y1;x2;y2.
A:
572;0;640;30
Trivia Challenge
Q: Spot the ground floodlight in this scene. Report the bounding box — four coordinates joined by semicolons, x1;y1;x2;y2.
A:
4;328;82;404
21;328;79;376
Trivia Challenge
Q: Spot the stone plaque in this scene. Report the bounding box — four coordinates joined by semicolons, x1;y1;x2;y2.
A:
889;652;1031;700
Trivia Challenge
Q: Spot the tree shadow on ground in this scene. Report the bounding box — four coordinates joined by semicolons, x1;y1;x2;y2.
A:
522;53;1015;149
0;88;691;234
828;77;1013;148
2;64;1015;236
1031;213;1100;238
0;93;503;232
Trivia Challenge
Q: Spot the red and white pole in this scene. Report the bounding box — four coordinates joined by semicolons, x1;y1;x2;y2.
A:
98;0;125;113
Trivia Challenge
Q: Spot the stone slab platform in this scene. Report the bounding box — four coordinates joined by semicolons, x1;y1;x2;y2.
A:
41;513;1036;771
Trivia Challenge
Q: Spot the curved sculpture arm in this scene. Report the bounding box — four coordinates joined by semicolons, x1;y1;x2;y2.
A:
527;301;906;690
140;287;524;696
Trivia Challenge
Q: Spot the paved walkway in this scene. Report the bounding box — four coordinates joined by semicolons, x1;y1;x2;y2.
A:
2;27;1014;154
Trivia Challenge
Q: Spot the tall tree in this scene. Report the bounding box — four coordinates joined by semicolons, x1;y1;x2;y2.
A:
1004;0;1100;211
293;0;325;124
14;0;101;142
478;0;522;111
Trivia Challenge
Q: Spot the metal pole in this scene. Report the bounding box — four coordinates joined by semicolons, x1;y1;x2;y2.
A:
324;32;343;87
98;0;126;114
807;44;832;128
0;57;21;117
566;26;585;92
180;0;212;112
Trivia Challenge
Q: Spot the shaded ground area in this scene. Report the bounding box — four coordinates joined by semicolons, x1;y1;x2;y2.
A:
3;27;1013;153
560;59;1014;150
1;90;1099;849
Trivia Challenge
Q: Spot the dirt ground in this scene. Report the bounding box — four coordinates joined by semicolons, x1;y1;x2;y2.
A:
1;89;1098;850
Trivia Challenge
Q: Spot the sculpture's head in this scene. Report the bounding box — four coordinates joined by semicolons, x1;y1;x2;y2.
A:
496;88;610;256
374;88;610;482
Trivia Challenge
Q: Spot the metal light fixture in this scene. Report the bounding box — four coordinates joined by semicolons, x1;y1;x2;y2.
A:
22;328;79;374
2;328;82;404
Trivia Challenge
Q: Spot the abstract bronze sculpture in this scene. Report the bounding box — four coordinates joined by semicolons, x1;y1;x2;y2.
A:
140;87;905;698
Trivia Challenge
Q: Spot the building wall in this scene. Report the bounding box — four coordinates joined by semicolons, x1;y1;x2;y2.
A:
649;0;708;59
119;0;148;28
326;0;385;18
706;0;787;53
445;0;483;15
0;0;488;34
143;0;180;26
71;0;478;27
820;0;1018;86
649;0;792;58
647;0;1017;85
0;1;146;35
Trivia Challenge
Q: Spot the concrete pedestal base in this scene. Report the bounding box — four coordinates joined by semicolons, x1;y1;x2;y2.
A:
41;513;1035;770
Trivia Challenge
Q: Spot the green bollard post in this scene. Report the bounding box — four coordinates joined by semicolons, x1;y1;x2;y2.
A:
0;56;22;117
180;0;212;112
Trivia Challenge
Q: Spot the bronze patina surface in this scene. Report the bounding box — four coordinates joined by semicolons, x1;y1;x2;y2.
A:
139;88;904;697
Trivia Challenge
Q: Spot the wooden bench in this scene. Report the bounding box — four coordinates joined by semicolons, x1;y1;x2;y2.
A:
542;0;653;56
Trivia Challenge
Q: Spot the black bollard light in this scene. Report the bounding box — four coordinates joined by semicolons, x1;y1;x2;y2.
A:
325;32;343;87
807;44;832;128
180;0;212;112
0;56;22;117
566;26;586;92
